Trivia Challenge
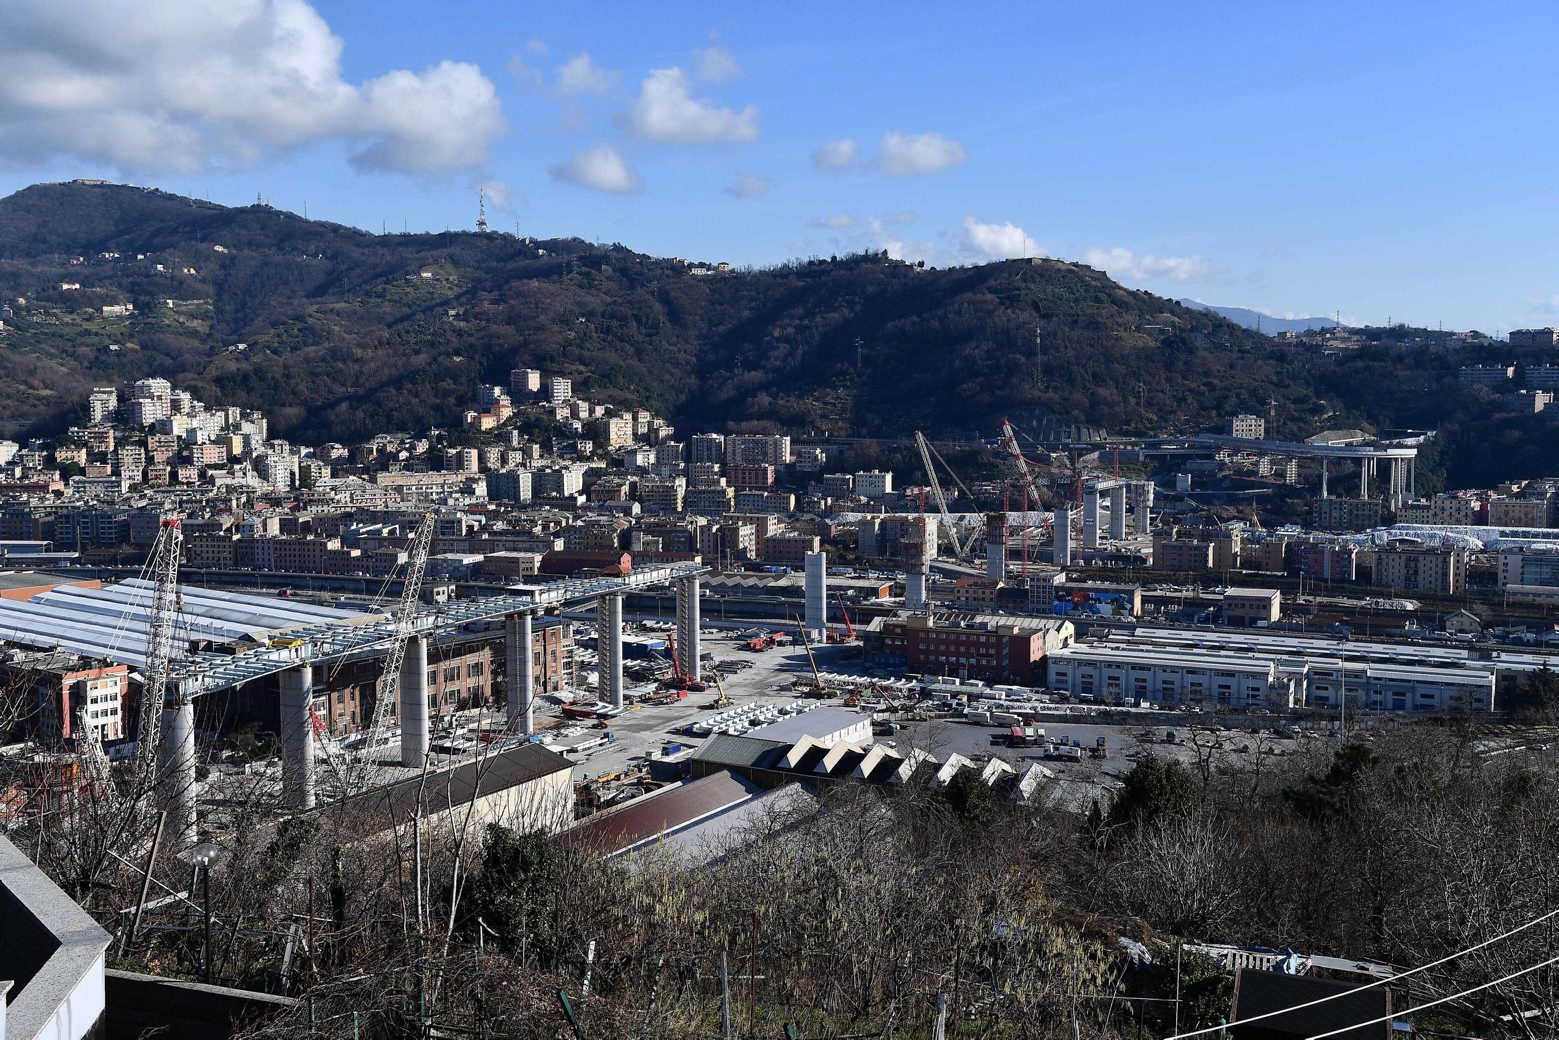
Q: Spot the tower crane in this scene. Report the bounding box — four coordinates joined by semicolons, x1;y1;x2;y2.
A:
348;512;436;790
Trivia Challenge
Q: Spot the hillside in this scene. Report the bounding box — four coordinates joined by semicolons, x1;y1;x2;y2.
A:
0;181;1355;448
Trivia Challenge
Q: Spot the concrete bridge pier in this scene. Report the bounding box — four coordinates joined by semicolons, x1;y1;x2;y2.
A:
399;635;429;769
1108;485;1128;540
279;664;315;811
505;612;534;735
676;575;702;682
159;698;197;845
597;594;624;708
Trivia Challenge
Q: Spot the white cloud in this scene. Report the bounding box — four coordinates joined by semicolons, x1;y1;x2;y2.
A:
557;52;616;95
1082;246;1214;282
548;143;640;194
695;44;741;83
878;131;966;175
625;67;757;143
807;212;858;229
883;210;918;225
479;179;514;210
723;173;770;199
506;53;542;89
961;217;1036;260
0;0;505;175
813;138;858;171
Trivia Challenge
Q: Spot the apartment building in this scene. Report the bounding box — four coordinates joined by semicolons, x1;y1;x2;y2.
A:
1510;328;1559;348
1458;365;1515;386
1229;414;1266;439
853;470;894;498
725;434;791;467
1499;546;1559;590
1313;497;1382;532
1364;545;1465;595
1487;497;1550;529
1397;496;1477;526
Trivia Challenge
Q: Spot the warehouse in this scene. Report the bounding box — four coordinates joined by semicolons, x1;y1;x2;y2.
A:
1045;641;1496;712
1045;644;1297;710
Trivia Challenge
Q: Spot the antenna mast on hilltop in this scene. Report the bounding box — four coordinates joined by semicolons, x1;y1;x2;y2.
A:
476;187;490;233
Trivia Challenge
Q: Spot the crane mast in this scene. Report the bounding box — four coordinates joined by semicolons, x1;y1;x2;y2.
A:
138;518;183;779
354;513;435;786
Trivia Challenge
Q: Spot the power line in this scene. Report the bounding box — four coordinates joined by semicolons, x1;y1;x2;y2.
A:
1304;953;1559;1040
1164;908;1559;1040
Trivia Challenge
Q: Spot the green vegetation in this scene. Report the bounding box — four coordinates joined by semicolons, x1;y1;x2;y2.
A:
0;182;1305;446
1;181;1553;488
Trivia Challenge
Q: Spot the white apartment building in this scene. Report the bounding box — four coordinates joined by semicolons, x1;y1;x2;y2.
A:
1229;414;1266;440
853;469;894;498
549;376;573;402
87;387;118;423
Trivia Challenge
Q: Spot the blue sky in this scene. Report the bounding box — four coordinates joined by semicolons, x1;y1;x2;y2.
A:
1;0;1556;333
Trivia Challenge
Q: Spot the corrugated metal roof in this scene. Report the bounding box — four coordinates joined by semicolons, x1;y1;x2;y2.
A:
562;771;760;856
0;577;383;668
330;743;573;830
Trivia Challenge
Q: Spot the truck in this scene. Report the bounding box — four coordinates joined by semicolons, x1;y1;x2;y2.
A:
965;708;993;726
1046;743;1084;763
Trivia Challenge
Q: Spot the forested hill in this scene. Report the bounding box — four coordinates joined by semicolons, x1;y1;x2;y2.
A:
0;180;1321;444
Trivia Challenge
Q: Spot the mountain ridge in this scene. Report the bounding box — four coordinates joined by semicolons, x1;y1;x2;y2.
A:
1177;299;1343;334
0;181;1320;445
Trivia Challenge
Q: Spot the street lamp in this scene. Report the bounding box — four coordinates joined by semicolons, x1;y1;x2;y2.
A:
185;841;225;982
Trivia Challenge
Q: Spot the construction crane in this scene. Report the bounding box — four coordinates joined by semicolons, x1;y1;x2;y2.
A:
75;707;117;813
914;431;981;561
793;615;828;698
349;513;435;788
661;635;707;692
834;593;857;642
136;518;183;781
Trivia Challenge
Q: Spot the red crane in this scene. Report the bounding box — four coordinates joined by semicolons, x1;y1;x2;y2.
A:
834;593;857;641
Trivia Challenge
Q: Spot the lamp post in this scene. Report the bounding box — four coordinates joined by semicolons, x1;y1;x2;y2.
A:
186;841;224;982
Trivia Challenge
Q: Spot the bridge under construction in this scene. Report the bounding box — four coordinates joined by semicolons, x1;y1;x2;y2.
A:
0;517;710;842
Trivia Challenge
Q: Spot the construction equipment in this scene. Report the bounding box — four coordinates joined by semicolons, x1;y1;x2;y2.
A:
137;518;184;779
660;635;708;693
708;668;733;708
349;512;435;788
793;616;827;698
914;431;981;561
829;593;857;643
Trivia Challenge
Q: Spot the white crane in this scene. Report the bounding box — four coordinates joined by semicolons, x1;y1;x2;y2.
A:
346;512;435;789
136;517;184;781
914;431;981;561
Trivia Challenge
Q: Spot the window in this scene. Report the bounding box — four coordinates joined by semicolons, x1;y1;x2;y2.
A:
468;662;484;678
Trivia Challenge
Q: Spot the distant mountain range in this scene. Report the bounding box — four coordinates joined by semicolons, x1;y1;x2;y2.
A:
0;181;1318;445
1178;300;1343;334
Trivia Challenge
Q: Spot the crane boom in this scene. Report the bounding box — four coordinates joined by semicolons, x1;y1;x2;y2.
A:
137;518;183;779
915;431;978;560
353;513;435;787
